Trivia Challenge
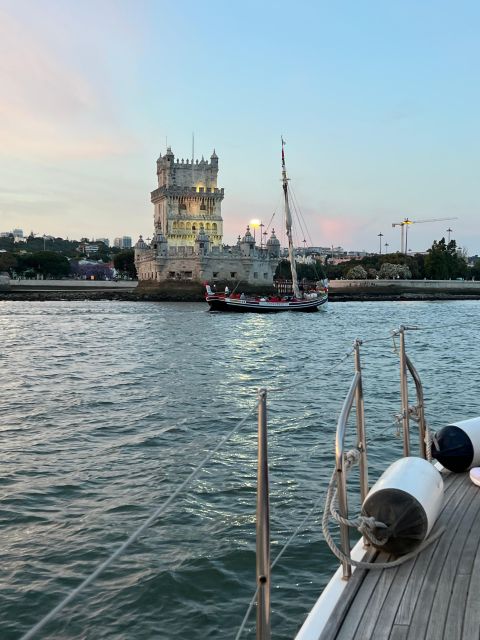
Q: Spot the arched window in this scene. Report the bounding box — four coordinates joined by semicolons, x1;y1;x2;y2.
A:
212;223;217;231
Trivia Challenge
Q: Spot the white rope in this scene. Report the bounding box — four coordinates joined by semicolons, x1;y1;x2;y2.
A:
322;465;444;570
19;404;258;640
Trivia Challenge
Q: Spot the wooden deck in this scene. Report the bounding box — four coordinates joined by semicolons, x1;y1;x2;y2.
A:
320;470;480;640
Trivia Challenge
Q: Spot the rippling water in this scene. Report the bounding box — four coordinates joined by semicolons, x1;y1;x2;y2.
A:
0;300;479;639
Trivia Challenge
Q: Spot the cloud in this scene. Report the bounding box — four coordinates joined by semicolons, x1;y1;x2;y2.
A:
0;8;133;159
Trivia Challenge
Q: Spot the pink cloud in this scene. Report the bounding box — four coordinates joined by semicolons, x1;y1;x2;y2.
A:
0;8;133;159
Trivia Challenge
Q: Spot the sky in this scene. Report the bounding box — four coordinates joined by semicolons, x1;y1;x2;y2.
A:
0;0;479;254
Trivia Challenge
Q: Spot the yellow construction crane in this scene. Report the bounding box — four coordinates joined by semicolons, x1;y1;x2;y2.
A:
391;217;458;255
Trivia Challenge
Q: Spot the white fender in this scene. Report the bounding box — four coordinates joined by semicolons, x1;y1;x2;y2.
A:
432;416;480;472
361;457;443;556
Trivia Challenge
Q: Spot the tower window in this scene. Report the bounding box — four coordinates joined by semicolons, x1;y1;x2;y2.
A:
230;272;236;278
200;203;206;210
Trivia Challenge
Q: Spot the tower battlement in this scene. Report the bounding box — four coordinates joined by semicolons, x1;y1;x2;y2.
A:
156;147;219;190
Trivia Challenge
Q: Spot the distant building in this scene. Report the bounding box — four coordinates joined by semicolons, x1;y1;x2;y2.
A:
135;147;280;284
113;237;131;249
96;237;110;247
0;229;25;242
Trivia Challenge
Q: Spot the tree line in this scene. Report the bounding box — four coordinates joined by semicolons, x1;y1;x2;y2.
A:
275;239;479;281
0;247;137;280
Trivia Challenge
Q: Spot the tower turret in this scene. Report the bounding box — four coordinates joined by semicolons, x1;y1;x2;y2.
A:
240;226;256;256
266;229;281;258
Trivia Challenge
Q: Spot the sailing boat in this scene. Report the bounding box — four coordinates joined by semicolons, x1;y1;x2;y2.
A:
205;140;328;313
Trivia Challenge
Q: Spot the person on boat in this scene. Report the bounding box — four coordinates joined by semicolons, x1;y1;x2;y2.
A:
225;286;230;295
240;292;246;300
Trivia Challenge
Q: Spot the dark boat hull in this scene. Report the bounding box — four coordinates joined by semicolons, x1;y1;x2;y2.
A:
206;294;328;313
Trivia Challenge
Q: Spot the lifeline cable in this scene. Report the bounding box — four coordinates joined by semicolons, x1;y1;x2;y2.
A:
20;403;258;640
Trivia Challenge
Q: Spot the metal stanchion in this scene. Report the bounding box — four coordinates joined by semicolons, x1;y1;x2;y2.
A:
256;388;271;640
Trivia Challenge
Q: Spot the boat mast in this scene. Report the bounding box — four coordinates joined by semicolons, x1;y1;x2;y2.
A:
281;138;301;298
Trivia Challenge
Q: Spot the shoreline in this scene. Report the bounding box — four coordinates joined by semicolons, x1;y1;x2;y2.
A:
1;290;480;303
2;278;480;303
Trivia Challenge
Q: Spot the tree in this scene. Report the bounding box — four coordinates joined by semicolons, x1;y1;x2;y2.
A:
0;252;18;275
274;259;325;282
113;249;137;279
346;265;367;279
71;261;113;280
379;263;412;279
424;238;468;279
17;251;70;278
470;259;480;281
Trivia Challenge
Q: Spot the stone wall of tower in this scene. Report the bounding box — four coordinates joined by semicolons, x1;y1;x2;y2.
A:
151;148;223;248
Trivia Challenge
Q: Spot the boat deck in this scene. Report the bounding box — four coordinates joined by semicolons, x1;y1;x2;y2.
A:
320;470;480;640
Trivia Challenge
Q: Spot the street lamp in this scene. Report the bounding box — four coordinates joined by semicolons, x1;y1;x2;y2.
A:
378;232;383;254
384;242;389;253
446;227;453;243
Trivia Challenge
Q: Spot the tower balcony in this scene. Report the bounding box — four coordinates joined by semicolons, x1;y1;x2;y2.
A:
151;185;224;202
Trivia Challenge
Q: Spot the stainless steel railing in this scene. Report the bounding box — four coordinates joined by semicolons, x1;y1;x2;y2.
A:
333;328;428;581
395;325;427;459
256;388;271;640
334;339;369;579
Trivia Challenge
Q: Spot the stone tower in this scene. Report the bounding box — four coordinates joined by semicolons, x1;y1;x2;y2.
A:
151;147;224;248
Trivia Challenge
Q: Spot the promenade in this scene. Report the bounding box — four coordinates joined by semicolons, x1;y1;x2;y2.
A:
4;279;138;292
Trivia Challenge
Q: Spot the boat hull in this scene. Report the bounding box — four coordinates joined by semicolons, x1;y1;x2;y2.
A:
206;294;328;313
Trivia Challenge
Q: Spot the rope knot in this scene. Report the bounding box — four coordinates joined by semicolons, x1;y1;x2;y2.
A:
345;449;360;467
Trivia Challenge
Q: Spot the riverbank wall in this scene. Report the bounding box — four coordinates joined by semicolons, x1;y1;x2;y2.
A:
1;278;480;302
328;279;480;301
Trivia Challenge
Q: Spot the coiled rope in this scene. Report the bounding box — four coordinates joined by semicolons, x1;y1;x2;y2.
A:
322;450;444;570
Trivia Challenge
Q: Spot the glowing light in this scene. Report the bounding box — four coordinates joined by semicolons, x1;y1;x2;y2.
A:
250;219;261;228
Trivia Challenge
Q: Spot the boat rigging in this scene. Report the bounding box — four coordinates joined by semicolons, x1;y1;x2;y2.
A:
204;141;328;313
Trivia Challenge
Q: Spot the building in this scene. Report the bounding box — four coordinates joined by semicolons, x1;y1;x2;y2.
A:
96;237;110;247
113;237;132;249
135;147;281;284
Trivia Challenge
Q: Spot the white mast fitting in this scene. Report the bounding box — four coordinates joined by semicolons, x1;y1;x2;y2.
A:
281;138;301;299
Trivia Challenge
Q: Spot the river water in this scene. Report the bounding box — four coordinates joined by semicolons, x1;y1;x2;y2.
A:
0;300;479;639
